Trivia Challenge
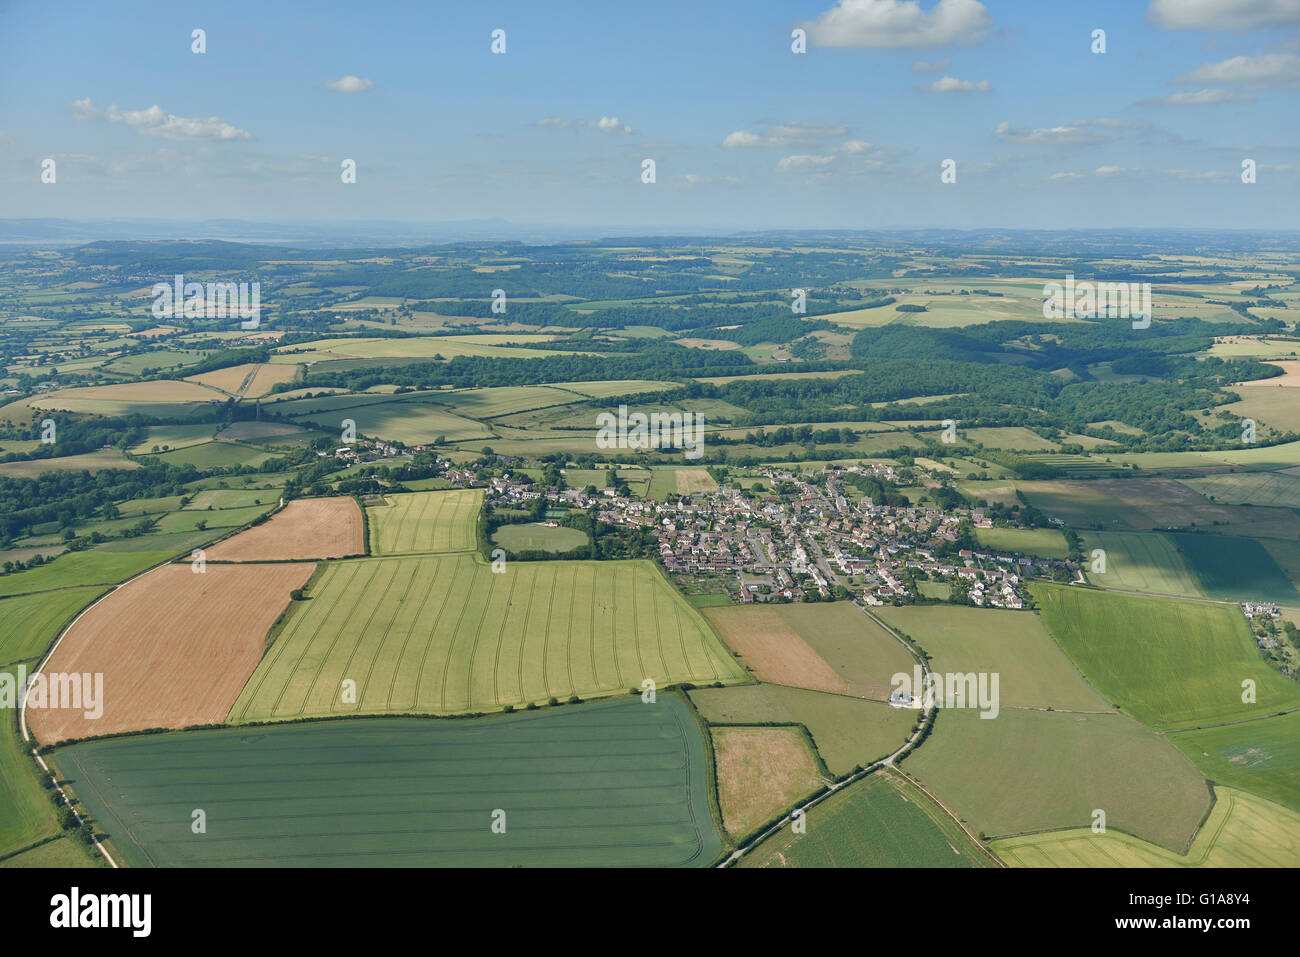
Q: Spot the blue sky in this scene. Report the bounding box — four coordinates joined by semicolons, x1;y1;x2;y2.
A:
2;0;1298;231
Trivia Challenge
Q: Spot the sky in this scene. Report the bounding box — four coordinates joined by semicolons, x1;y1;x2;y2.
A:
1;0;1298;233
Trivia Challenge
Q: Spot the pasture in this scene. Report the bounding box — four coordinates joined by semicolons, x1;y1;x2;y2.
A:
689;683;914;776
973;526;1068;559
0;548;177;599
992;787;1300;867
1167;711;1300;813
1079;530;1204;597
712;726;824;840
53;697;722;867
0;450;139;479
228;555;745;720
874;605;1110;712
739;772;994;868
1168;533;1300;606
0;586;107;668
368;489;481;555
492;522;589;554
904;708;1210;851
1031;583;1300;728
1179;469;1300;509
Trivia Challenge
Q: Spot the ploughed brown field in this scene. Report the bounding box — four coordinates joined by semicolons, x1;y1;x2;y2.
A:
204;496;363;561
703;605;848;695
27;562;314;744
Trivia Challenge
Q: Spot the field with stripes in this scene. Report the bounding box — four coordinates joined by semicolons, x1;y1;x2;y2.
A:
227;554;746;721
53;696;723;867
367;489;481;555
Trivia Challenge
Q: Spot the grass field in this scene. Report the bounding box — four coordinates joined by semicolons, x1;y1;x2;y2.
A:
492;522;589;553
712;726;824;840
973;526;1069;559
992;787;1300;867
1168;533;1300;605
0;586;107;668
1179;470;1300;509
0;668;60;858
1031;583;1300;728
0;549;175;599
739;772;995;868
689;683;915;776
873;605;1111;712
0;837;100;868
1167;711;1300;813
1079;530;1205;597
127;423;217;454
228;555;745;720
0;449;139;479
704;601;912;700
54;697;722;867
648;466;720;500
904;708;1210;850
368;489;481;555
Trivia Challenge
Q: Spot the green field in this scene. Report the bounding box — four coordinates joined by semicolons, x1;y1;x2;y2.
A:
1180;469;1300;509
689;683;914;776
0;449;139;479
992;787;1300;867
0;837;100;869
54;697;723;867
492;522;590;554
973;526;1069;559
904;708;1210;850
874;605;1111;712
1167;711;1300;813
1079;530;1204;598
1032;583;1300;728
0;667;59;858
738;772;995;868
368;489;482;555
0;549;174;599
229;554;745;720
0;586;107;667
1168;533;1300;605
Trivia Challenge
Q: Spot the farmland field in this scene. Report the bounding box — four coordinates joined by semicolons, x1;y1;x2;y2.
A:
1179;469;1300;509
873;605;1110;712
903;708;1210;850
648;467;720;500
1031;584;1300;728
712;726;823;840
492;522;589;554
0;548;177;599
1167;711;1300;813
53;697;723;867
228;555;745;720
689;683;914;776
992;787;1300;867
1168;533;1300;606
205;497;363;561
0;586;107;667
27;562;315;744
1079;530;1204;597
0;668;59;858
0;449;139;479
739;772;995;868
368;489;481;555
973;526;1068;559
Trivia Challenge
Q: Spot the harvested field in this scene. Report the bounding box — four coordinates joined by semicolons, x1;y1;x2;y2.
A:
703;605;848;694
27;562;314;744
712;726;823;840
205;497;362;561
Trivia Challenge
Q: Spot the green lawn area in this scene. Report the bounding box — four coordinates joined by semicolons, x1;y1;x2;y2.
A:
974;525;1069;559
739;772;994;868
1031;583;1300;728
491;522;589;554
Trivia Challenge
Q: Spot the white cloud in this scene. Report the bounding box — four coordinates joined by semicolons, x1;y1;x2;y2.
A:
839;139;875;153
536;116;634;135
919;75;991;92
803;0;993;49
324;75;375;93
1148;0;1300;30
1049;171;1081;180
775;154;834;172
994;121;1107;147
1175;53;1300;88
721;122;849;148
1139;88;1256;105
73;98;253;141
1094;165;1127;175
911;58;950;71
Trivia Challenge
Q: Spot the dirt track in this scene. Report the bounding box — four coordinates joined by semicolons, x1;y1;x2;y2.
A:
205;496;363;561
27;562;314;744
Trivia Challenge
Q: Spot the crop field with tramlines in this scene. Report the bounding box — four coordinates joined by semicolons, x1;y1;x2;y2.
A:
228;554;746;721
